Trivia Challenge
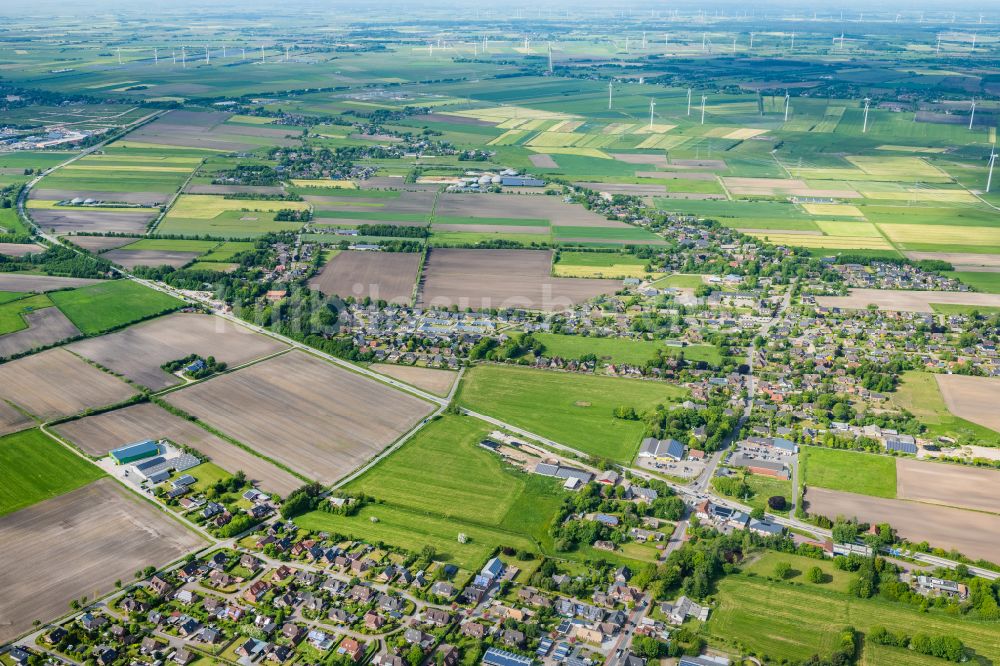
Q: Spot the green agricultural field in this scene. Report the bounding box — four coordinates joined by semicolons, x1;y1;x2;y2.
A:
946;271;1000;294
198;241;255;262
534;332;722;366
49;280;184;335
800;446;896;498
708;574;1000;664
456;365;687;461
0;208;32;237
0;294;53;335
122;238;220;253
556;251;646;267
553;225;665;244
0;428;104;517
890;371;1000;447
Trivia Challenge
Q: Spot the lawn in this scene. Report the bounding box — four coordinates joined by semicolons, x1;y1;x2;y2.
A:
297;415;567;569
0;428;104;516
890;371;1000;447
534;332;722;366
708;573;1000;664
0;294;53;335
713;473;793;516
800;446;896;498
176;462;232;494
456;365;687;461
49;280;184;335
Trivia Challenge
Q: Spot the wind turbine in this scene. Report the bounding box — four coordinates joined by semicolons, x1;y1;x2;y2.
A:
608;81;613;110
117;47;122;64
205;46;210;64
862;97;871;133
285;45;290;61
790;31;796;50
548;43;553;73
687;87;692;116
732;36;737;54
971;33;977;52
222;45;227;58
987;144;997;193
784;92;791;121
701;95;707;124
642;31;647;49
260;44;265;64
749;32;755;49
242;47;246;61
969;98;977;130
181;46;186;68
172;49;176;64
649;99;656;129
524;35;530;51
153;47;158;64
936;34;941;55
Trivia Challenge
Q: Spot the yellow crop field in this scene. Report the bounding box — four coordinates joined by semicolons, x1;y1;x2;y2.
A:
815;221;883;237
637;135;689;150
549;120;585;132
861;190;977;203
553;264;664;279
802;204;865;217
633;123;677;134
526;132;587;147
748;232;892;249
528;146;611;159
724;128;769;140
28;200;153;212
880;224;1000;246
62;164;192;173
290;179;357;189
226;114;275;124
847;155;946;178
167;195;310;219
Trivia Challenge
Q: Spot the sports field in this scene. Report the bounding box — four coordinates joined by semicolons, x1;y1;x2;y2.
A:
456;365;687;461
800;446;896;498
0;428;104;516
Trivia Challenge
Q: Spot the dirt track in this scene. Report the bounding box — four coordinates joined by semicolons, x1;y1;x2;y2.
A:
0;348;135;419
0;478;203;644
69;312;287;391
0;307;80;358
417;248;620;312
935;374;1000;434
804;487;1000;561
55;402;301;495
309;251;420;304
164;351;433;484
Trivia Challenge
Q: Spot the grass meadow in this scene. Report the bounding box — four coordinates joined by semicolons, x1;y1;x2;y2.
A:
456;365;687;461
800;446;897;498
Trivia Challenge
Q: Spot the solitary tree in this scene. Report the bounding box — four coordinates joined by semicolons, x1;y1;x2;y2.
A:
774;561;792;580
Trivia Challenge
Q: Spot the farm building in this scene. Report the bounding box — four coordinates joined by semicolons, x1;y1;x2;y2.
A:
638;437;685;461
110;439;162;464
